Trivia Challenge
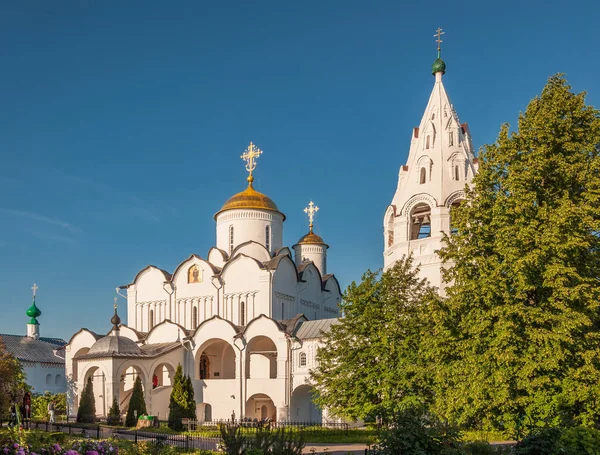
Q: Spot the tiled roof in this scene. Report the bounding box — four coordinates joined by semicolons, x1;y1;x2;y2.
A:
277;314;307;334
294;318;338;340
77;340;182;360
0;334;66;364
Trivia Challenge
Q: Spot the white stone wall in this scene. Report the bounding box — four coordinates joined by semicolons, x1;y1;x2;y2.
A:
216;209;283;256
293;244;327;276
23;362;66;394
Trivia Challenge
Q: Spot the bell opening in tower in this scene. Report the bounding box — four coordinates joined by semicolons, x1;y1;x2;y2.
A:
410;204;431;240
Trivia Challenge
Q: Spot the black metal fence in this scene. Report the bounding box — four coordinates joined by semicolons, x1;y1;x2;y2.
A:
27;421;220;452
30;421;111;439
114;430;220;452
186;419;350;438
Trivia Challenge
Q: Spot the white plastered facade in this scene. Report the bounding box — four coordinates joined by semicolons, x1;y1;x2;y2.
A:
65;179;342;423
383;67;478;293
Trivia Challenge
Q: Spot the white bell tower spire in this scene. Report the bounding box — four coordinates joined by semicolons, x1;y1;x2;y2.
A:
383;29;478;293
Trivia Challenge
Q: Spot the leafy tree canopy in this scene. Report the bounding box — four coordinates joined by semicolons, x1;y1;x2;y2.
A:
435;74;600;429
0;340;28;419
311;256;439;421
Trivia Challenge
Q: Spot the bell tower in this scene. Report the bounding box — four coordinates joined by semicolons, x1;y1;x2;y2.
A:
383;29;478;293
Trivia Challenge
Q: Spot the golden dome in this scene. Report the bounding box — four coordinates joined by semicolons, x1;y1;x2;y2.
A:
215;178;285;220
296;229;328;246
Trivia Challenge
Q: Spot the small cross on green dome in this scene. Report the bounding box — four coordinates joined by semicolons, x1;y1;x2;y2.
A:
26;282;41;324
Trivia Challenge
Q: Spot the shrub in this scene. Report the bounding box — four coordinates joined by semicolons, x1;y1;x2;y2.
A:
560;426;600;455
513;427;562;455
372;406;462;455
107;397;122;426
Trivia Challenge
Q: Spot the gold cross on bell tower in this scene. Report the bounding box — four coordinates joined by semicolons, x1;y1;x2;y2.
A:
32;283;39;298
303;201;319;232
434;27;445;56
241;142;263;184
114;297;118;310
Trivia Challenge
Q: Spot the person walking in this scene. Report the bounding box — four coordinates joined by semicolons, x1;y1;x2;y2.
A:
48;400;55;423
8;404;17;428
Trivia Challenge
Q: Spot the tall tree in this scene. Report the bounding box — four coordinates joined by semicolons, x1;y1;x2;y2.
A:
311;257;438;421
184;375;197;420
168;364;193;430
0;340;28;418
77;376;96;423
435;74;600;429
125;376;147;427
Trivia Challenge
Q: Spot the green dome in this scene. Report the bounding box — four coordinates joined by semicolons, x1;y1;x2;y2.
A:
432;57;446;75
26;300;41;324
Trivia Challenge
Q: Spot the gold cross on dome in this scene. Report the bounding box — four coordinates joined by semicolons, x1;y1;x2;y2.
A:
114;297;118;310
241;142;263;180
31;283;38;298
303;201;319;231
434;27;445;52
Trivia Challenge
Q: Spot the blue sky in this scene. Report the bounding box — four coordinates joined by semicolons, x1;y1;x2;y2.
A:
0;0;598;339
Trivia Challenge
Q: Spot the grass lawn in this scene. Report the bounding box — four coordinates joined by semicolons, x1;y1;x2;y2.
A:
184;426;378;444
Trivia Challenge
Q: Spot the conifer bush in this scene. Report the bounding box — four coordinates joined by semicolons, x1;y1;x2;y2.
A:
125;376;147;427
107;396;121;426
76;376;96;423
167;364;196;430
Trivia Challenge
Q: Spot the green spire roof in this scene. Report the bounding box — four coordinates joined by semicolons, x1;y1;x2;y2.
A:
26;298;41;325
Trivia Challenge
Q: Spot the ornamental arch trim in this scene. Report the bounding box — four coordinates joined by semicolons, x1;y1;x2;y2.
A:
400;193;438;217
445;190;467;208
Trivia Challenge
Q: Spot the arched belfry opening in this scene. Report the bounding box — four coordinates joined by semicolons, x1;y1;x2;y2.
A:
386;213;394;248
410;204;432;240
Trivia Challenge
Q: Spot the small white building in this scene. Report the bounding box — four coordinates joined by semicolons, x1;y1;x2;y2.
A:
65;143;342;422
383;41;478;293
0;288;67;394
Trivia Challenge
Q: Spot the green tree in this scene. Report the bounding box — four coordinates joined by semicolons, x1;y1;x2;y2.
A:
125;376;147;427
184;375;197;420
168;364;187;430
310;256;438;421
168;364;196;430
31;392;66;420
0;340;28;421
107;396;121;426
76;376;96;423
435;74;600;430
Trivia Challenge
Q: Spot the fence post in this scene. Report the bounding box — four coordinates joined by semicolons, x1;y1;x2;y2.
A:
134;431;138;444
45;421;48;432
69;424;72;435
185;435;190;452
96;425;100;439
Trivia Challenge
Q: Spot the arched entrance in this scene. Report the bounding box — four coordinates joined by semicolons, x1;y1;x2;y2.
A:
152;363;174;388
195;339;236;379
119;365;145;413
82;366;106;417
245;393;276;422
245;336;277;379
290;385;321;422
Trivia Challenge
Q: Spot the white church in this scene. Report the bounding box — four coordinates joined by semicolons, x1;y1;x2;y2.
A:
65;32;477;424
66;142;342;423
